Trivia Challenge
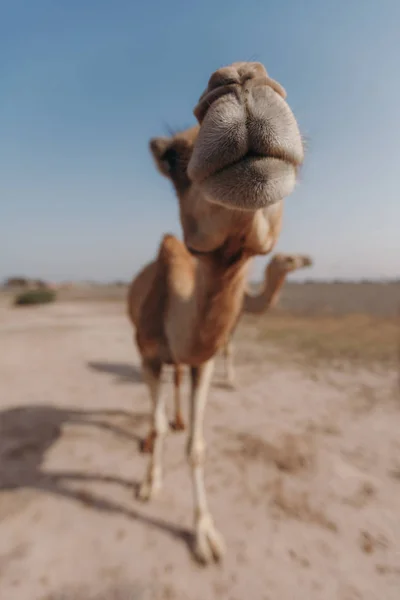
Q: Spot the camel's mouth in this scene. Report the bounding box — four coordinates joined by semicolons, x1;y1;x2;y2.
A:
186;246;209;257
213;149;299;178
149;63;304;214
188;64;304;211
199;154;298;211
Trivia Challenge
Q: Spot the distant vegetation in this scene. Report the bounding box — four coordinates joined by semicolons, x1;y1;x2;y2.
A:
3;276;52;289
14;289;56;307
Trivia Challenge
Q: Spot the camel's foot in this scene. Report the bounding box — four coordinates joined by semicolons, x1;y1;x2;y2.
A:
193;516;226;564
137;473;162;502
139;432;155;454
169;415;185;431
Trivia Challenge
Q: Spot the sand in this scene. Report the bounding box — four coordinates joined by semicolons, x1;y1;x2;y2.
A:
0;301;399;600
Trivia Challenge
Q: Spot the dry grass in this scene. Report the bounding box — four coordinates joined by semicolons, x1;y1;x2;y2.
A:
278;281;400;318
0;285;126;306
246;280;400;368
238;312;399;368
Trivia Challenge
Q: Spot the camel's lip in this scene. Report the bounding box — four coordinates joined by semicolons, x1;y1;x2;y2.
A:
199;153;298;211
209;150;299;180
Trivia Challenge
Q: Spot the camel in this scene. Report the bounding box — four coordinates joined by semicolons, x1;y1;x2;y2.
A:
128;252;312;446
222;252;313;387
133;61;304;563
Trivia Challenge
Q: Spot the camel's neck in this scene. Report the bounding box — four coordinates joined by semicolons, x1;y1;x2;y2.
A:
194;253;250;362
165;240;250;365
242;271;286;314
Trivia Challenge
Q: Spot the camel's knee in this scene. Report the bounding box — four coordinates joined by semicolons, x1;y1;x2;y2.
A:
187;437;206;467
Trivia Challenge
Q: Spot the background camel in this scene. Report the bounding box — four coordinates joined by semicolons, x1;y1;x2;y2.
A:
128;252;313;448
132;61;304;564
222;252;313;387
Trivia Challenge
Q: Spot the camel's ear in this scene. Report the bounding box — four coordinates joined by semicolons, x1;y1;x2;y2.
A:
149;137;176;177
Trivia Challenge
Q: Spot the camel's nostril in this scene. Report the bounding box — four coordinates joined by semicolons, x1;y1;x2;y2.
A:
210;76;238;89
208;68;239;91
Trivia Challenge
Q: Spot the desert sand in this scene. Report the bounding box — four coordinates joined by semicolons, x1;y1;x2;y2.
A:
0;299;399;600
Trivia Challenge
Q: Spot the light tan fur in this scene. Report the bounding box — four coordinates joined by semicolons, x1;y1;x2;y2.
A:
130;62;304;564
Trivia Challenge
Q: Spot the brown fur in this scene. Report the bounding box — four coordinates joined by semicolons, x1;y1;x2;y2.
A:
135;236;181;364
135;233;251;366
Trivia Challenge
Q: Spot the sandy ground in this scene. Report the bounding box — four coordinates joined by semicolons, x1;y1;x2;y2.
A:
0;301;399;600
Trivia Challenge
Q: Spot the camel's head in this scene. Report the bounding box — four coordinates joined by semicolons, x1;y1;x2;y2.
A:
150;62;303;254
189;61;304;211
268;253;313;277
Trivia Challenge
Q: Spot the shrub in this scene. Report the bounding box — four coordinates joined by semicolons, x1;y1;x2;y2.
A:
14;289;56;306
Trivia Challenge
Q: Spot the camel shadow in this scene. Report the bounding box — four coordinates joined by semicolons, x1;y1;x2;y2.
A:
87;361;177;385
87;361;143;384
0;404;192;552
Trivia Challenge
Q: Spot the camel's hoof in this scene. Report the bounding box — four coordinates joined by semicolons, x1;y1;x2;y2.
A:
137;479;161;502
139;436;154;454
193;518;226;565
169;418;185;432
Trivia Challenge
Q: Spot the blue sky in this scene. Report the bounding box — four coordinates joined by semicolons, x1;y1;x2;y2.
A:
1;0;399;282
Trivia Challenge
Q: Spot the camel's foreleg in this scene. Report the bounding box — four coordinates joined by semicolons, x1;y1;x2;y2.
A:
138;358;167;500
187;358;225;564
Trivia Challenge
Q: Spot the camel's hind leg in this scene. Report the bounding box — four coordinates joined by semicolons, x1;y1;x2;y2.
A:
222;340;236;389
187;359;225;564
170;364;185;431
137;358;167;500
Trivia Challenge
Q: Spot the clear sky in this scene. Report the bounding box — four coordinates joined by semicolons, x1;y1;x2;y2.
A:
1;0;399;282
